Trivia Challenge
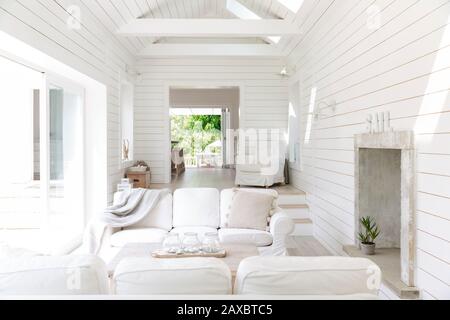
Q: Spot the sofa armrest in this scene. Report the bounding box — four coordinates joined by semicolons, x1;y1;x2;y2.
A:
267;210;294;256
270;210;295;236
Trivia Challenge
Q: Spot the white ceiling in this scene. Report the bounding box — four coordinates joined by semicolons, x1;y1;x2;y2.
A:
89;0;309;58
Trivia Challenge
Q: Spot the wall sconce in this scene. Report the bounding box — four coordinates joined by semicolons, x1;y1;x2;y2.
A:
314;100;337;121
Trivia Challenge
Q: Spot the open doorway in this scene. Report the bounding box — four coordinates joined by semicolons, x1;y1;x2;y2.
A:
171;108;225;170
169;87;239;182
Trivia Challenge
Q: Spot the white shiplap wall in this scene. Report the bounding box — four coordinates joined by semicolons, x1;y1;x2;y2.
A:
0;0;133;204
288;0;450;299
134;57;289;183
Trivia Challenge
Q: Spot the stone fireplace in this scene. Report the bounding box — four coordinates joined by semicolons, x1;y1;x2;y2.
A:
354;131;416;289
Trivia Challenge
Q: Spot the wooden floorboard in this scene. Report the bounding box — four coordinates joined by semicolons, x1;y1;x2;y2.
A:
287;236;332;257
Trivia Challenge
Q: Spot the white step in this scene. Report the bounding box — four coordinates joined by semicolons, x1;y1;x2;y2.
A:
291;218;314;236
278;194;306;206
279;204;310;219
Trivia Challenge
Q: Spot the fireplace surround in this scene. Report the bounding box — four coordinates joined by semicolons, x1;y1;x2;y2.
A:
354;131;416;287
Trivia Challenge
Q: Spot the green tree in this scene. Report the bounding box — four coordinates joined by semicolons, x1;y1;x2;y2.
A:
171;115;221;158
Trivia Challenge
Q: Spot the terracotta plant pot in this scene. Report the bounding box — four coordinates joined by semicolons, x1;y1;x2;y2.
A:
361;243;376;255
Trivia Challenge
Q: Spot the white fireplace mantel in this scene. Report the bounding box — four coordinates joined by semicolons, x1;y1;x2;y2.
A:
354;131;416;287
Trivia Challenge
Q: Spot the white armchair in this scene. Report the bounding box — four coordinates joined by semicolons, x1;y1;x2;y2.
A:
235;157;286;188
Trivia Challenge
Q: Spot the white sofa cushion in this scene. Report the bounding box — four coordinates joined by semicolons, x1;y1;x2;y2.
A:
111;228;168;247
0;255;109;295
114;257;231;295
131;193;173;231
220;188;278;228
171;226;218;241
219;229;273;247
173;188;220;228
235;256;382;296
227;190;275;231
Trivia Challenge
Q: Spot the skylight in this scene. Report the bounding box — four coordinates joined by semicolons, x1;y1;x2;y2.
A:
226;0;260;20
278;0;305;14
226;0;281;43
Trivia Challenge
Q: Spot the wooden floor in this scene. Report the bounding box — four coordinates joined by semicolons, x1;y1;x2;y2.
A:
150;168;305;195
287;236;331;256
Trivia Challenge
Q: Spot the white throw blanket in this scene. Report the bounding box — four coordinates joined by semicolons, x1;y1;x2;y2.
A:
83;188;170;255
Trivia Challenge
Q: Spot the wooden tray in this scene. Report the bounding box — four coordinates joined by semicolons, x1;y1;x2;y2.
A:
151;249;227;259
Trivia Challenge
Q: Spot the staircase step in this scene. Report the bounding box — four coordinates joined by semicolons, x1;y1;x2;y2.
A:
293;218;312;224
279;204;308;209
280;204;310;219
292;218;313;236
278;194;306;206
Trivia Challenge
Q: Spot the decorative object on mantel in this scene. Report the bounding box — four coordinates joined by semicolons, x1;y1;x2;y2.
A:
366;111;393;133
122;139;130;161
358;216;380;255
126;161;151;188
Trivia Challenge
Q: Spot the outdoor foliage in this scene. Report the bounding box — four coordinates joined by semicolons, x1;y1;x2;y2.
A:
171;115;221;157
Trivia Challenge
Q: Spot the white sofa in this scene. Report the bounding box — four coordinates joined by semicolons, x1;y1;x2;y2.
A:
114;257;231;295
102;188;294;259
0;254;381;298
234;256;381;299
0;255;109;295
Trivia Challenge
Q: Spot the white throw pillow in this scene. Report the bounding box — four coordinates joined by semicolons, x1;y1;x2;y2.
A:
225;190;275;231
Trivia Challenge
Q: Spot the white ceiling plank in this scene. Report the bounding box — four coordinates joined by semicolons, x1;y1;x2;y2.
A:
168;0;182;18
133;0;153;18
145;0;162;18
94;0;143;50
156;0;173;18
138;43;284;57
117;18;300;37
111;0;152;46
80;0;138;54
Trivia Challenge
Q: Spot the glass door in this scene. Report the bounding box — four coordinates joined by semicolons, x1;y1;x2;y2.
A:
0;56;43;230
0;56;85;252
44;76;84;237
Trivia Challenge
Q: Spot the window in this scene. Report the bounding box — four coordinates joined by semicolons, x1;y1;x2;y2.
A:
120;81;134;165
288;81;302;170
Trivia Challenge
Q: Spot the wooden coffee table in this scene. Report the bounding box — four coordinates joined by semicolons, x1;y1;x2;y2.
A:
107;243;259;279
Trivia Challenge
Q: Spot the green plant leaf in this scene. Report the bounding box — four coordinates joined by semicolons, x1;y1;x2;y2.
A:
359;216;380;243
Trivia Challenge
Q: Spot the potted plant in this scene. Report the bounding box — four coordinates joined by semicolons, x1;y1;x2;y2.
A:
358;216;380;255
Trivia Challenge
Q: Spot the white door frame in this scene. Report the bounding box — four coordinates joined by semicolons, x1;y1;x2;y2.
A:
164;81;245;183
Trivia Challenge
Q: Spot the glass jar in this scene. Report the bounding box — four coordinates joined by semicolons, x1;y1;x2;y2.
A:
182;232;201;253
202;232;221;253
162;233;181;254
